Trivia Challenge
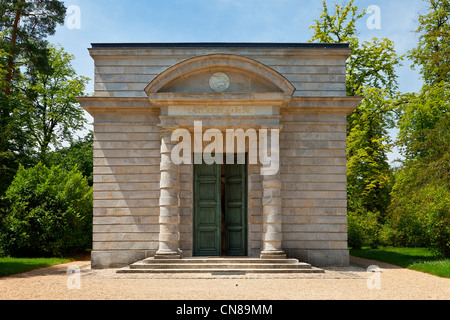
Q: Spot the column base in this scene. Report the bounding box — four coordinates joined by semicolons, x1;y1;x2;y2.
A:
154;249;182;260
260;250;286;259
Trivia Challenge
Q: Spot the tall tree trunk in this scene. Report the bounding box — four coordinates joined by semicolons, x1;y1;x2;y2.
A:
4;0;25;96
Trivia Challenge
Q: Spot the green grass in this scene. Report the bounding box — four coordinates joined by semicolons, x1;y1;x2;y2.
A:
350;246;450;278
0;257;75;277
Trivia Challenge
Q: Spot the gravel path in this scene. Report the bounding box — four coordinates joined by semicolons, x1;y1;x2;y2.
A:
1;256;448;300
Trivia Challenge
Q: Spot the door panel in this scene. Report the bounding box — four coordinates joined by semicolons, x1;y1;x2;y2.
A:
193;162;221;256
224;163;247;256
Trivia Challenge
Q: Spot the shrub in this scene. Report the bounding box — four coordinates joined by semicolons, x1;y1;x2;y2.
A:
0;163;92;257
386;156;450;256
424;186;450;257
347;210;381;249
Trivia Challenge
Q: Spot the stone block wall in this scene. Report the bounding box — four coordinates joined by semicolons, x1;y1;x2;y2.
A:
91;110;161;268
280;111;349;266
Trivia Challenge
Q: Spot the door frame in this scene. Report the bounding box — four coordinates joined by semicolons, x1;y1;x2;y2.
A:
192;155;248;256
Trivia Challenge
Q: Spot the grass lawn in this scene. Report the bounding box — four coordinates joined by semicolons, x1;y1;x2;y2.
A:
0;257;78;277
350;246;450;279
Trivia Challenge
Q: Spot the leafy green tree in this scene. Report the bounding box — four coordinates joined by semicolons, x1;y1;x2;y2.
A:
386;0;450;256
386;114;449;256
347;88;395;215
0;163;93;257
0;36;34;197
309;0;364;45
408;0;450;85
0;45;17;195
309;0;402;218
46;132;94;186
20;44;90;159
396;82;449;161
0;0;66;195
309;0;403;96
396;0;449;161
1;0;66;95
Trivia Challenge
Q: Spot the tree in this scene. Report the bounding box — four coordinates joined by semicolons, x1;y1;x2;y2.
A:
396;82;449;161
309;0;403;96
408;0;450;85
20;44;90;159
309;0;402;218
0;0;66;195
0;45;17;195
347;88;395;215
397;0;449;161
386;0;450;256
46;132;94;186
0;0;66;95
386;114;449;256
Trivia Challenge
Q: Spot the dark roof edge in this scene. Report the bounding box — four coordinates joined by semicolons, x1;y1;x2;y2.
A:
90;42;350;49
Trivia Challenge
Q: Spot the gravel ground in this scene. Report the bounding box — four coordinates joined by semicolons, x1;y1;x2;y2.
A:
1;256;449;300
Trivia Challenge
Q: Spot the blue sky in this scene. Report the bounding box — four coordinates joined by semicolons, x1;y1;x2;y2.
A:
48;0;429;163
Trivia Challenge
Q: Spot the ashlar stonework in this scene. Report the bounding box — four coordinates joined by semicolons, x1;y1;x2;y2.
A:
78;43;362;269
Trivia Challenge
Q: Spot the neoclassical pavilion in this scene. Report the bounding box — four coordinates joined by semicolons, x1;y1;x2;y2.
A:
78;43;362;269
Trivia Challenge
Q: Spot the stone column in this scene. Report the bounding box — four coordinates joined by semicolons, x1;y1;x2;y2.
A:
260;127;286;259
155;127;182;259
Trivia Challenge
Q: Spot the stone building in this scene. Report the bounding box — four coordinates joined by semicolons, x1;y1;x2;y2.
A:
78;43;362;270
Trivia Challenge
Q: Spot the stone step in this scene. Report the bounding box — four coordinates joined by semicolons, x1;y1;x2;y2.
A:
129;263;312;270
117;257;325;274
136;258;301;265
117;267;324;274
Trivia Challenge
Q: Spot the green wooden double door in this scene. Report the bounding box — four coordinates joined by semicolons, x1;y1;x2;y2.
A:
193;159;248;256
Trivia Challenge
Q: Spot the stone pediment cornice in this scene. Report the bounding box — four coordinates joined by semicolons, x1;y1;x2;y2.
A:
145;54;296;96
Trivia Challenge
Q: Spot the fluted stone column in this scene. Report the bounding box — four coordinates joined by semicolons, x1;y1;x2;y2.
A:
260;127;286;259
155;127;182;259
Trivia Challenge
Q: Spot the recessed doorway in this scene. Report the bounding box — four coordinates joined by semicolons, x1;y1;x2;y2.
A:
193;155;248;256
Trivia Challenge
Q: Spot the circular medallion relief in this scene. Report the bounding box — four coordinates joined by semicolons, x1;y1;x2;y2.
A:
209;72;230;93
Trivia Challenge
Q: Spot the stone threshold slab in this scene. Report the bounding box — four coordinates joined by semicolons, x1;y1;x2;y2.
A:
117;267;325;274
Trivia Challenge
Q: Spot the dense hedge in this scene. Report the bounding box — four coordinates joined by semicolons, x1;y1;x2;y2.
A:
0;163;92;257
